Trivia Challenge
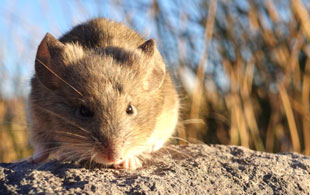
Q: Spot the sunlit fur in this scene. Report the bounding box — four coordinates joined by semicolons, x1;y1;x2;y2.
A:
28;18;179;168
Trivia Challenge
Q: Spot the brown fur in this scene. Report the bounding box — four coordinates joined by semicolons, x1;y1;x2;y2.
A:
28;18;179;167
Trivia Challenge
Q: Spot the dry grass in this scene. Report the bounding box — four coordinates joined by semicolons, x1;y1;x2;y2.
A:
0;98;32;162
0;0;310;162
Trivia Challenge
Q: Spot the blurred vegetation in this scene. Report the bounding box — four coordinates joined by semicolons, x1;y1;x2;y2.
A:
1;0;310;162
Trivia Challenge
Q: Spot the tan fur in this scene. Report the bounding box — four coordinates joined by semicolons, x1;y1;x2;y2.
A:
28;18;179;169
62;44;85;64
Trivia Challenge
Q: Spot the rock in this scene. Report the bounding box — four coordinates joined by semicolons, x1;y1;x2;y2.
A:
0;144;310;194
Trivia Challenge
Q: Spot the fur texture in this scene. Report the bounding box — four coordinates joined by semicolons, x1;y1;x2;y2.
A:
28;18;179;169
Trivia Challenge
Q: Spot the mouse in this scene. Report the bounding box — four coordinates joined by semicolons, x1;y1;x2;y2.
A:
27;18;179;170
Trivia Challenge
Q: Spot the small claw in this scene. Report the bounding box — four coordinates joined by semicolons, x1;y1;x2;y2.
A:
113;156;142;170
134;156;142;167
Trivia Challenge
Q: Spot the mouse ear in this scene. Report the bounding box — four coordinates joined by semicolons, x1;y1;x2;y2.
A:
138;39;166;92
143;63;166;92
138;39;155;57
35;33;65;90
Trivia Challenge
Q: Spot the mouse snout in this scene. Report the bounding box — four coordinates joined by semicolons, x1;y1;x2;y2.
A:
105;144;123;163
106;152;123;163
96;139;124;164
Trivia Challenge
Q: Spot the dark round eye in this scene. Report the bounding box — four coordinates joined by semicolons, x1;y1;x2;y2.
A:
126;104;134;115
77;105;94;118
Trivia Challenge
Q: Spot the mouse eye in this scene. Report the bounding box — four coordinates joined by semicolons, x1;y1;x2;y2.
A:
126;104;134;115
77;105;94;118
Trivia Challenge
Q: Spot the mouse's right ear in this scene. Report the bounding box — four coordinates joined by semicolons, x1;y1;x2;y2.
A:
35;33;65;90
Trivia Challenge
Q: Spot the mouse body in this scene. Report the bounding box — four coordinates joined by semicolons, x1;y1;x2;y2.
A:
27;18;179;169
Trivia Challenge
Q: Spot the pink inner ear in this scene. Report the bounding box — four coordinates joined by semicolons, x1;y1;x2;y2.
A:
34;33;64;90
138;39;155;57
36;37;50;63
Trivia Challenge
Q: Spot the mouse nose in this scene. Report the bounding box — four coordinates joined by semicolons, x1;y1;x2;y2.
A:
104;144;123;163
107;153;123;163
98;136;124;163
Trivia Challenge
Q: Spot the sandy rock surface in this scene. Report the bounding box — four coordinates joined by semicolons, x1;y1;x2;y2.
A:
1;144;310;194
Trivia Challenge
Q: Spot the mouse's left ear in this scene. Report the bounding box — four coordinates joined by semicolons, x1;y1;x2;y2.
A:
35;33;66;90
138;39;166;92
35;33;84;90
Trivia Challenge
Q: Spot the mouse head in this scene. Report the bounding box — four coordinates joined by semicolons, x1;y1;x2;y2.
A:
32;33;166;165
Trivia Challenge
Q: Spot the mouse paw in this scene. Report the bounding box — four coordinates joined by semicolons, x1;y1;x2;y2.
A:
113;156;142;170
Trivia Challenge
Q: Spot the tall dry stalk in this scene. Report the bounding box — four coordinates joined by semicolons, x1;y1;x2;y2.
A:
189;0;217;140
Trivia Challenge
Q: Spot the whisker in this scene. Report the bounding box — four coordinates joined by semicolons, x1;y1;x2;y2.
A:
169;136;191;144
35;105;90;134
29;142;93;156
35;58;84;97
163;145;192;158
59;149;92;162
54;130;89;140
90;147;96;163
88;149;97;169
159;146;172;159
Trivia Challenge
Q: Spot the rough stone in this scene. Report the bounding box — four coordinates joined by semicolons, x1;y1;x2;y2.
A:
1;144;310;194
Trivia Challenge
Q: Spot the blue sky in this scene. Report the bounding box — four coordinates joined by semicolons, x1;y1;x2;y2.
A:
0;0;203;98
0;0;299;98
0;0;155;97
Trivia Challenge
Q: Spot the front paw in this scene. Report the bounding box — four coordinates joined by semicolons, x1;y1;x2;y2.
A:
113;156;142;170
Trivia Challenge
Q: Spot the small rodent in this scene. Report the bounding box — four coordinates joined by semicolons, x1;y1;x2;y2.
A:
27;18;179;169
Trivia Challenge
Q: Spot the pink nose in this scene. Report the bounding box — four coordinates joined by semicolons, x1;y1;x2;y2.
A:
100;139;123;163
107;155;123;163
107;155;115;163
106;149;123;163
